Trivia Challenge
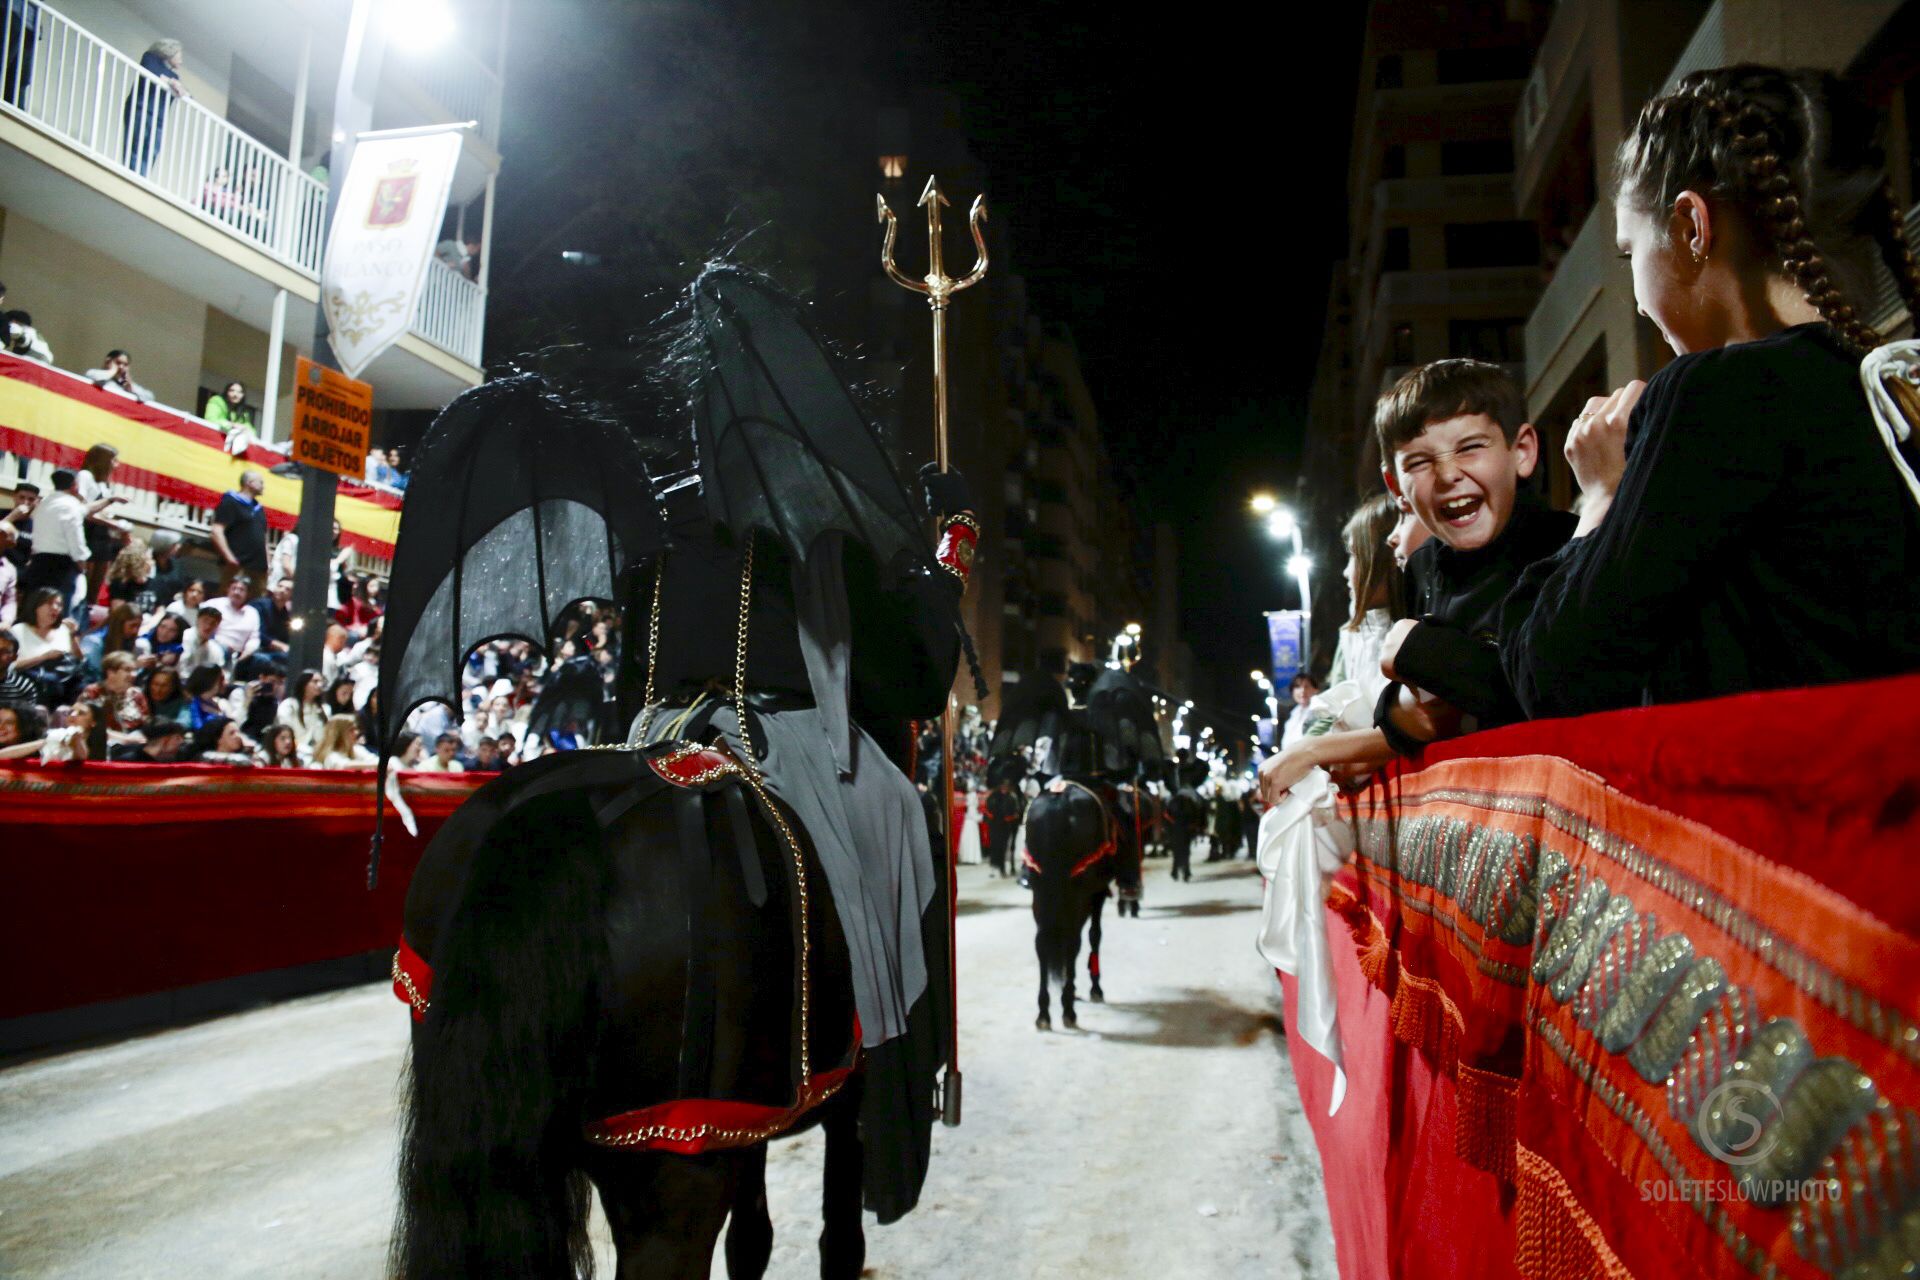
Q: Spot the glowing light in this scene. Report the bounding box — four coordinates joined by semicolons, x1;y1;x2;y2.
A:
1125;622;1142;637
1250;493;1277;515
1266;510;1298;541
1287;553;1313;579
384;0;455;50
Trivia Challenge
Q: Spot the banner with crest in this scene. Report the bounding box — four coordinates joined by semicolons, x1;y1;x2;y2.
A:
320;127;465;379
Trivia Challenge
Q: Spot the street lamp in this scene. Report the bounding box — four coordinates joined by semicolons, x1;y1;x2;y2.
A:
383;0;457;51
1249;492;1277;515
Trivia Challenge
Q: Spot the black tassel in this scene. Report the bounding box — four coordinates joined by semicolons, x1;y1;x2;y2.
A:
958;622;988;703
367;756;389;890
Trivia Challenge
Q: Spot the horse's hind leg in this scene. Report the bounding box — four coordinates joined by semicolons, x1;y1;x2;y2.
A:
819;1080;866;1280
724;1143;773;1280
1034;924;1052;1030
1087;893;1106;1003
588;1147;741;1280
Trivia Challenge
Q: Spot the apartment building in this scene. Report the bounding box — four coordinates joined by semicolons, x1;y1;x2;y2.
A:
0;0;506;563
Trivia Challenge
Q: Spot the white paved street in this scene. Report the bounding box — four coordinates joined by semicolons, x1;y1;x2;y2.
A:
0;858;1336;1278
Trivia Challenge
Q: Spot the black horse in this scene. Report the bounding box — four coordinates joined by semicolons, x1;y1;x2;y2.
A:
1022;779;1116;1030
392;742;881;1279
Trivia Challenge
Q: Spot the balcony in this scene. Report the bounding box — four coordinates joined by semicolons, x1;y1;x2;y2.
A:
1523;203;1619;394
1359;173;1517;291
1372;265;1540;315
1351;78;1526;214
0;2;485;401
1512;0;1596;215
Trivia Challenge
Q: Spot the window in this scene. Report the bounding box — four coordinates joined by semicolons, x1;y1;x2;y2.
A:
1381;227;1412;273
1391;323;1416;365
1436;46;1531;85
1374;55;1403;90
1380;145;1407;180
1441;138;1513;176
1444;221;1540;269
1447;318;1526;364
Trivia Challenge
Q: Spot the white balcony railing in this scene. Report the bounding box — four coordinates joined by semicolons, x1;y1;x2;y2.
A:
404;43;503;151
413;257;485;366
1;4;327;275
1;3;486;369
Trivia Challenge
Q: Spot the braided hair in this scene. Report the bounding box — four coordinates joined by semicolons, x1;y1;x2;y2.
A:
1615;65;1920;355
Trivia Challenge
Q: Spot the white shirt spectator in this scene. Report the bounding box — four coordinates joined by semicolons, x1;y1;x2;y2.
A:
320;743;378;769
0;557;15;628
277;698;329;760
208;597;261;660
11;618;81;665
84;367;154;403
416;753;465;774
180;631;230;676
1280;702;1313;750
32;489;89;561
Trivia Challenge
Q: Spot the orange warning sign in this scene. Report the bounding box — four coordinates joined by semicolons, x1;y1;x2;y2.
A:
291;357;373;479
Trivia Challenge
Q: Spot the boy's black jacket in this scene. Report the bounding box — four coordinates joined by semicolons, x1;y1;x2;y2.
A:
1381;491;1576;734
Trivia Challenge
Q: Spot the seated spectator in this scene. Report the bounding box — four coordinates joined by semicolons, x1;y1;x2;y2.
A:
356;685;385;754
80;651;149;733
3;309;52;363
249;577;293;656
81;602;141;681
0;702;47;761
324;674;359;718
0;629;39;705
182;664;229;731
111;719;187;763
137;612;185;669
320;623;358;683
255;723;301;768
384;447;408;490
142;665;186;724
335;574;383;638
145;530;187;615
188;716;254;766
165;578;209;623
39;701;95;763
392;729;425;769
314;713;375;769
278;668;329;760
417;731;465;774
180;606;231;677
204;379;255;456
10;586;84;707
106;541;157;615
207;576;262;663
83;350;154;403
1497;67;1920;715
470;735;503;772
0;523;17;628
232;657;282;740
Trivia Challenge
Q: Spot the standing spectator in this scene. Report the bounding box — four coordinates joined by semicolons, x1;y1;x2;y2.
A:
461;234;482;282
255;723;301;768
76;444;130;607
179;606;230;677
277;668;328;760
204;380;255;456
231;657;281;740
144;530;186;614
1279;673;1320;749
122;38;187;177
141;665;184;724
207;575;262;664
4;479;37;568
84;350;154;403
336;575;381;637
2;3;39;108
20;470;106;609
0;628;39;705
209;471;268;595
416;731;465;774
314;714;375;769
110;719;186;762
268;519;352;608
80;651;148;733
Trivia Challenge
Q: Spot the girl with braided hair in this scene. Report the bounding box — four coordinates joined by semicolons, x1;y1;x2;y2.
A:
1499;64;1920;718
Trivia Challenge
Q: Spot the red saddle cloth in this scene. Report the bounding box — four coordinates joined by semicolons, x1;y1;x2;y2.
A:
1290;674;1920;1280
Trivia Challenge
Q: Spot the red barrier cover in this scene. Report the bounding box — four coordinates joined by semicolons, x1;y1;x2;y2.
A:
0;764;480;1021
1288;674;1920;1279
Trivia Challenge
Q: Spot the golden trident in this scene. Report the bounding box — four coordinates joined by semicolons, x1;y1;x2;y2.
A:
877;173;986;1129
877;175;989;470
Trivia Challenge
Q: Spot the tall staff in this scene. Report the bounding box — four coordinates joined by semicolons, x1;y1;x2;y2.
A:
878;175;987;1126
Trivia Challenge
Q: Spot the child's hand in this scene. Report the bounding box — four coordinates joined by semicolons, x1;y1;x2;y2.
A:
1379;619;1421;681
1566;382;1641;511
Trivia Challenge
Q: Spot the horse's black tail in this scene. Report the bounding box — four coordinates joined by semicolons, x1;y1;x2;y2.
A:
392;787;612;1280
1025;791;1087;984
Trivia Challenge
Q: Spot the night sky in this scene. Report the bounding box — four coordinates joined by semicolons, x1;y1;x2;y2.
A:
486;0;1366;719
